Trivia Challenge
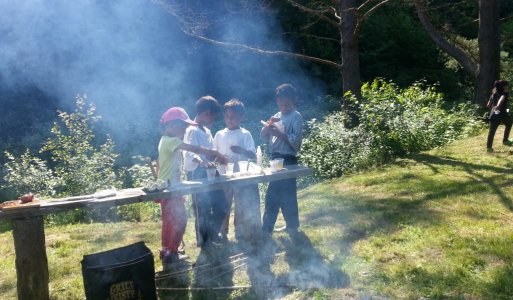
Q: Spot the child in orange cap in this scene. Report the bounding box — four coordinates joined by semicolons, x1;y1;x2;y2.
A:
157;107;227;267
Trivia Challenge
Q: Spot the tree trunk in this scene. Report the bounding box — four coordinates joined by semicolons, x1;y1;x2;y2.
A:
414;0;501;105
413;0;477;75
340;0;361;125
475;0;501;106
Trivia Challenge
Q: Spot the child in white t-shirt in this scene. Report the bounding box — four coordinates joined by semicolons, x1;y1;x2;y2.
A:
213;99;262;245
183;96;228;248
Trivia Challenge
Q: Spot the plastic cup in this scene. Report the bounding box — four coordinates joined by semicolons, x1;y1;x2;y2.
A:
206;167;217;181
217;164;226;175
226;163;234;175
238;161;249;174
270;160;279;172
275;158;284;170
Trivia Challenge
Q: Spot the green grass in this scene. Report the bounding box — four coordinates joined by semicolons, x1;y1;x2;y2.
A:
1;128;513;299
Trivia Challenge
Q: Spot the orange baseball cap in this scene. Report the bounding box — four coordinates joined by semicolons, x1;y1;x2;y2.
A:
160;107;197;125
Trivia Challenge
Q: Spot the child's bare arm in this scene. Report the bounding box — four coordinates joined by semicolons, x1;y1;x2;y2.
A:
495;95;506;110
261;118;277;139
179;143;228;164
262;122;293;150
230;146;256;159
261;122;272;139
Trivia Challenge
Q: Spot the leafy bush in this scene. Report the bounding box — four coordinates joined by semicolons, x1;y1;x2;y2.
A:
1;96;160;224
301;79;484;179
3;150;61;198
41;97;120;196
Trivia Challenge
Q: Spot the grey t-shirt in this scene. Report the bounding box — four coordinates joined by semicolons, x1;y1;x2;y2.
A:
266;110;303;156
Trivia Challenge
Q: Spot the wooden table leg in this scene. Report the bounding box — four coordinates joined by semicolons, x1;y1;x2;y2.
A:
12;216;50;300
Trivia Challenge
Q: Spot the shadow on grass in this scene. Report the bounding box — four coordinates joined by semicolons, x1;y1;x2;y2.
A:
278;232;349;288
299;152;513;298
190;244;236;300
0;280;16;296
302;187;444;255
155;258;192;300
484;264;513;298
155;233;348;299
301;153;513;251
246;232;348;299
411;153;513;211
0;220;11;233
156;241;256;300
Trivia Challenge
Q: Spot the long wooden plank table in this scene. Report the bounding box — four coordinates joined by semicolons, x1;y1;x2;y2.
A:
0;165;312;300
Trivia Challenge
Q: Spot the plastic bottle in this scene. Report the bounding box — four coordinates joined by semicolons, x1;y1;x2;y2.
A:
256;146;262;167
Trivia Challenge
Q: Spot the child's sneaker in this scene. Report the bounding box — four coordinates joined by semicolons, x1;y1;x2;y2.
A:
273;226;287;232
503;140;513;146
487;148;494;153
178;241;186;255
160;250;188;264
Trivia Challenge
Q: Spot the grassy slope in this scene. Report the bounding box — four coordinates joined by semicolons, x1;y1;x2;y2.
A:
300;128;513;299
1;129;513;299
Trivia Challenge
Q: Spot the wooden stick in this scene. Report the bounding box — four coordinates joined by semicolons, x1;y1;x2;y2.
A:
157;285;252;291
157;284;295;291
155;253;247;279
147;157;158;180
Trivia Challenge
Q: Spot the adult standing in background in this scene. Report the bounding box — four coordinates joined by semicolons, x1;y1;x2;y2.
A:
487;80;512;152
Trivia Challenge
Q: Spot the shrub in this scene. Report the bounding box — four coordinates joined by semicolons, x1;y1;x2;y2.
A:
1;96;136;224
3;150;61;198
301;79;484;179
41;96;120;196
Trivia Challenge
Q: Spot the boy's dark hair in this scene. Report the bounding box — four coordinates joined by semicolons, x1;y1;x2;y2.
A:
493;80;509;95
196;95;221;115
276;84;298;101
224;99;245;116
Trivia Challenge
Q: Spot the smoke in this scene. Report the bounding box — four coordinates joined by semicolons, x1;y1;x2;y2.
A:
0;0;324;157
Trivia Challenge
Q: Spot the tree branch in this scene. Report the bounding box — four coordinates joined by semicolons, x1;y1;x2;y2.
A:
353;0;391;36
152;0;341;69
286;0;340;27
283;32;341;44
186;32;341;69
363;0;391;19
413;0;477;75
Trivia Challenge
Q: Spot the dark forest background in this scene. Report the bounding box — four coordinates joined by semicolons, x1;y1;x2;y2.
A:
1;0;512;175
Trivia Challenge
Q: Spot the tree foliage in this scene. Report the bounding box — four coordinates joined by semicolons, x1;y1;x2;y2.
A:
40;96;120;196
3;150;60;198
0;96;164;223
300;79;484;179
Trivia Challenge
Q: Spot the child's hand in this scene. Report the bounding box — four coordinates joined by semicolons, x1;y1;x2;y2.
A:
203;161;216;168
215;153;229;165
270;117;281;123
268;127;284;139
261;120;275;137
230;146;256;160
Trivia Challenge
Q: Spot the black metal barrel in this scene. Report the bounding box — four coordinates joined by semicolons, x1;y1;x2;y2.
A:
81;241;157;300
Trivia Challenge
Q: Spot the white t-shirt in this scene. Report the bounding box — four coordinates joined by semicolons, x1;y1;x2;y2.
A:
213;127;255;163
183;125;214;172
